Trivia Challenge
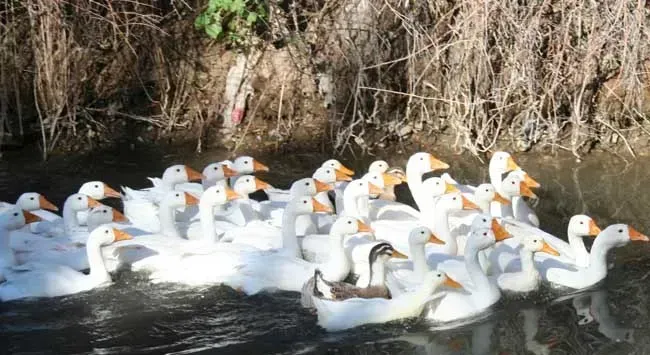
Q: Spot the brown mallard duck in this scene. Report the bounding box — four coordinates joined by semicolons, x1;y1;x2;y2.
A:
312;242;407;301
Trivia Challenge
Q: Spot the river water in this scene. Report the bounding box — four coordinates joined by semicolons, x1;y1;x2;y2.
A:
0;144;649;354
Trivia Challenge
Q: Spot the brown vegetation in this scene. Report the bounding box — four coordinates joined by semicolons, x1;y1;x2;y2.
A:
0;0;649;160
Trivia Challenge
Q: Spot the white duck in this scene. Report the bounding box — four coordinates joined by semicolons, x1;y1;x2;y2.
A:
497;214;601;274
11;206;129;271
0;226;133;301
507;169;541;227
149;215;366;293
0;193;58;234
175;161;239;195
226;155;270;187
311;269;462;332
496;236;560;293
0;208;42;281
25;193;102;239
428;226;513;323
384;226;447;293
215;174;272;226
545;224;648;290
76;181;122;225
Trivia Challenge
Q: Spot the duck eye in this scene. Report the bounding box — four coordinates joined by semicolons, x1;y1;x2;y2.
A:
359;182;363;186
176;169;181;172
436;182;440;185
485;189;489;192
214;167;218;170
30;197;35;200
348;221;352;224
326;170;330;173
483;219;487;222
533;239;537;243
437;273;442;277
78;197;82;201
244;161;249;164
580;221;584;224
305;182;310;186
420;231;424;234
619;229;624;233
483;232;487;236
103;210;108;213
105;230;109;234
512;181;515;184
176;194;180;197
303;200;308;204
453;197;457;201
95;185;99;189
13;212;18;217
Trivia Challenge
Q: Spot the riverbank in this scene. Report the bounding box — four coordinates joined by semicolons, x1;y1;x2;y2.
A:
1;1;649;160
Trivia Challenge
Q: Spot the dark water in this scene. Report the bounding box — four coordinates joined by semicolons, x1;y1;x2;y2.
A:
1;145;649;354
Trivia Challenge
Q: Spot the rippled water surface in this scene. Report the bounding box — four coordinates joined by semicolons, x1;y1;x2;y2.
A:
1;145;649;354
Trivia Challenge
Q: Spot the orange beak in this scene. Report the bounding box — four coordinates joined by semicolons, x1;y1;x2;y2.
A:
461;195;480;210
338;164;355;176
22;210;42;224
103;185;121;198
112;228;133;242
314;179;334;193
254;178;271;191
112;209;128;222
629;226;650;242
382;173;402;186
506;156;520;172
493;192;510;205
225;187;241;201
185;166;204;181
523;173;541;189
540;241;560;256
312;198;334;213
87;197;101;208
519;181;538;199
357;220;374;233
38;195;59;211
390;249;409;259
334;169;353;182
253;159;270;172
430;156;450;170
428;232;446;245
368;182;384;195
184;192;200;206
491;219;512;241
222;165;238;178
588;219;601;237
444;275;463;289
445;182;460;193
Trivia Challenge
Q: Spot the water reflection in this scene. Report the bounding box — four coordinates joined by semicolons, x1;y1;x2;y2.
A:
0;145;650;353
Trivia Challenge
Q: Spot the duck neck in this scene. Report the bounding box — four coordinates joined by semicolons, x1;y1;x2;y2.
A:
466;245;496;294
199;199;219;243
368;260;386;287
588;235;620;275
63;200;81;233
478;199;491;214
343;191;367;221
431;207;457;255
518;248;539;279
410;242;429;281
489;167;504;194
281;204;301;258
568;231;590;267
0;227;16;266
159;200;181;238
406;166;427;212
86;239;110;283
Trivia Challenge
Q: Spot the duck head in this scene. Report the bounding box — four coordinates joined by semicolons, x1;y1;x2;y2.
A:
368;160;389;173
234;175;272;197
0;208;42;230
233;156;269;174
162;165;204;185
407;152;449;175
321;159;355;176
15;193;58;212
568;215;602;238
79;181;121;199
408;226;445;246
422;177;459;198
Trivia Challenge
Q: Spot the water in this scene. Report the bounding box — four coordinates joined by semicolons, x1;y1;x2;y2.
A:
0;144;649;354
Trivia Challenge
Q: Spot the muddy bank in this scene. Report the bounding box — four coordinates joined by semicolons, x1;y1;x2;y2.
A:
1;1;649;159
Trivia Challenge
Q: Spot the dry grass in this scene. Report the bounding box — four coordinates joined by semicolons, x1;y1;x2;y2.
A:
0;0;648;159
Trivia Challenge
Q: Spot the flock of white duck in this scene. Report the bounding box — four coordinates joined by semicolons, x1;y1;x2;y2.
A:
0;151;647;332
